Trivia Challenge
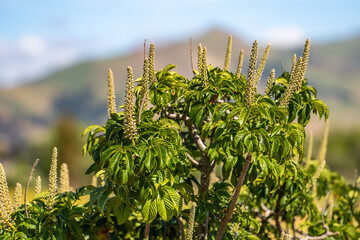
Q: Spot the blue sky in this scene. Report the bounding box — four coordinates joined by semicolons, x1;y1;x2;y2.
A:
0;0;359;87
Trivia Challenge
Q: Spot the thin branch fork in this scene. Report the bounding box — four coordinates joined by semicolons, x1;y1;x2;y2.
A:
163;107;207;153
216;153;252;240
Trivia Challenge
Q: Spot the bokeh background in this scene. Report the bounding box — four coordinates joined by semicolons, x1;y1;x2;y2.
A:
0;0;359;187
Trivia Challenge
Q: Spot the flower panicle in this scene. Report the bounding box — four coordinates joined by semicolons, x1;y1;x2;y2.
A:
265;69;275;96
0;163;14;228
224;35;232;71
280;56;303;107
124;66;138;141
255;43;271;85
197;43;203;72
245;40;258;107
290;54;297;75
310;121;329;194
235;49;244;79
34;176;41;198
149;43;156;85
185;203;196;240
14;183;22;210
300;39;310;81
60;163;70;193
201;46;208;86
47;147;58;209
140;58;150;111
107;68;116;118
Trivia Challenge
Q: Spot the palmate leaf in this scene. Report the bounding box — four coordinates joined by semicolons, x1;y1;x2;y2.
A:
142;198;158;223
311;99;329;120
162;186;181;215
157;191;177;221
116;202;131;224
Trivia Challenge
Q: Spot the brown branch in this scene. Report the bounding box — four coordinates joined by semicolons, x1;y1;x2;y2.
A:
144;223;150;239
178;214;185;240
274;183;286;233
216;153;252;240
299;224;339;240
163;108;207;154
186;153;200;167
178;129;200;167
25;158;39;218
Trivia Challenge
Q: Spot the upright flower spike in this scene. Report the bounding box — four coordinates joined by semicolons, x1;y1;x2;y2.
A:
265;69;275;96
60;163;70;193
224;35;232;71
148;43;156;85
310;121;329;194
47;147;58;208
185;203;196;240
255;43;271;85
107;68;116;118
197;43;203;72
0;163;13;226
140;58;150;112
201;46;208;86
34;176;41;198
245;40;258;107
305;131;313;168
291;57;304;93
290;54;297;75
300;39;310;81
235;49;244;79
280;57;303;107
124;66;138;142
13;183;22;210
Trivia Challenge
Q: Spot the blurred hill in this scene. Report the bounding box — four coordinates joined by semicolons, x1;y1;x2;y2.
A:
0;29;359;181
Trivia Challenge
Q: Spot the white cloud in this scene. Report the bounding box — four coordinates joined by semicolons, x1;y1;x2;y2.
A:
18;34;46;57
263;25;307;48
0;34;79;88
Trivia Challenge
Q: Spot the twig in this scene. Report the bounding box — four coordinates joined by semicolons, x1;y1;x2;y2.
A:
25;158;39;218
163;107;207;154
216;153;252;240
178;129;200;167
186;153;200;167
144;223;150;239
274;183;286;233
178;213;185;240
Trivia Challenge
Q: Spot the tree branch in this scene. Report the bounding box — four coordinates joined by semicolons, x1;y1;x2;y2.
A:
178;214;185;240
163;107;207;154
216;153;252;240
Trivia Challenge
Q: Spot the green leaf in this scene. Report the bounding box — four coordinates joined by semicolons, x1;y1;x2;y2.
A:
116;202;132;224
214;103;231;121
244;133;254;152
98;190;111;214
145;149;153;171
214;121;226;142
142;198;158;223
237;107;249;126
163;64;177;73
234;129;248;147
222;155;237;180
15;232;28;239
163;186;181;214
82;124;104;137
195;106;206;128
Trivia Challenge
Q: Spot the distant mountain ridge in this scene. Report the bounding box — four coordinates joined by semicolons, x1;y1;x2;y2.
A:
0;29;359;156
